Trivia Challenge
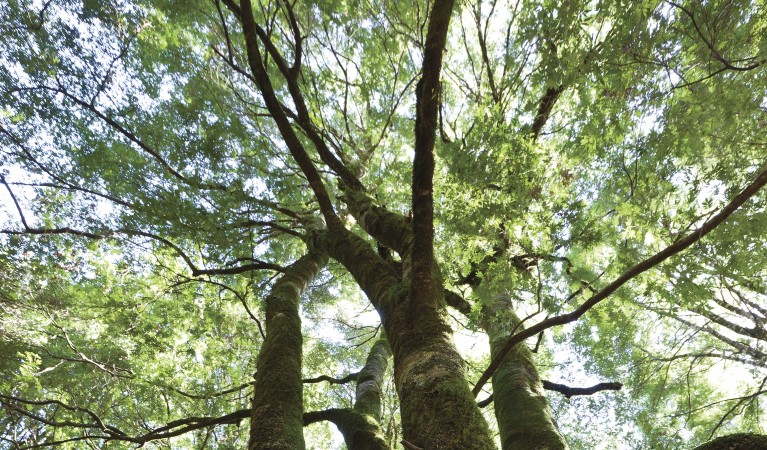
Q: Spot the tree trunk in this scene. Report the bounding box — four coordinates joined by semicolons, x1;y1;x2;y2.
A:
691;433;767;450
249;250;327;450
316;227;496;448
482;294;568;450
354;338;391;420
387;290;495;449
305;338;392;450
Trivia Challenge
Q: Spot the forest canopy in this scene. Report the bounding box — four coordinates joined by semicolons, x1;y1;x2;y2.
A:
1;0;766;448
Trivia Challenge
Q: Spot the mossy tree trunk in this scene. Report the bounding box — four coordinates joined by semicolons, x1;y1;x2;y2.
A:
232;0;496;444
391;0;495;442
305;338;392;450
482;295;568;450
249;250;327;450
317;224;496;449
354;338;391;420
386;289;494;449
691;433;767;450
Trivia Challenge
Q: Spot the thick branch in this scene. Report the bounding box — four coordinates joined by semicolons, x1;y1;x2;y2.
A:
191;261;285;277
237;0;341;228
530;85;565;140
410;0;455;304
303;372;359;384
302;408;350;426
310;228;402;312
473;4;499;102
541;380;622;399
444;289;472;315
222;0;364;192
338;187;412;256
692;434;767;450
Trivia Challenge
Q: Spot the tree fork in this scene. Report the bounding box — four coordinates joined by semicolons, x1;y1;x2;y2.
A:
313;227;494;448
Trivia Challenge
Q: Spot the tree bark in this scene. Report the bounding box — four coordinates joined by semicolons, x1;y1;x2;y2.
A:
305;408;390;450
482;294;568;450
386;288;495;449
354;338;391;420
305;338;392;450
314;228;495;448
249;250;327;450
691;433;767;450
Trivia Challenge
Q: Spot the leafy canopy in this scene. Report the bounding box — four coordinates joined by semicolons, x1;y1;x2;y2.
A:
1;0;767;448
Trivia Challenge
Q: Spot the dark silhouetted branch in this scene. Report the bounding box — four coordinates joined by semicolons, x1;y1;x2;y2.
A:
303;372;360;385
477;379;622;407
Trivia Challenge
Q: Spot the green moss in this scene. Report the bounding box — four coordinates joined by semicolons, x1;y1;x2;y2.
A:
355;339;392;419
692;433;767;450
394;336;495;449
249;251;327;450
484;296;568;450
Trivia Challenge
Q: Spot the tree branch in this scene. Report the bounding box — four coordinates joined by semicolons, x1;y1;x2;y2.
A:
234;0;342;228
473;163;767;396
541;380;622;399
51;86;227;191
444;289;472;315
476;379;622;407
410;0;455;299
666;1;766;72
303;372;360;384
530;85;564;140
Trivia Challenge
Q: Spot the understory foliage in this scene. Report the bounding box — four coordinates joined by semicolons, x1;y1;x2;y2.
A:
1;0;766;448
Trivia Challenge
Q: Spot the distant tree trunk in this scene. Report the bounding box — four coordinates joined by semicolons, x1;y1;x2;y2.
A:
305;338;392;450
249;250;327;450
354;338;391;420
482;294;568;450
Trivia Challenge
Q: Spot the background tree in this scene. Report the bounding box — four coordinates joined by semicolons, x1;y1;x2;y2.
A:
1;0;766;448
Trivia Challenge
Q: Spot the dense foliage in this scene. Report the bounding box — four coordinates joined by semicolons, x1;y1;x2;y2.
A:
1;0;766;448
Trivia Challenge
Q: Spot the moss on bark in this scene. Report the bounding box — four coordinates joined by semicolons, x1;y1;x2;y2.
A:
692;433;767;450
305;408;391;450
387;289;495;449
355;339;392;420
304;338;392;450
339;186;412;256
483;295;568;450
314;227;495;448
249;251;327;450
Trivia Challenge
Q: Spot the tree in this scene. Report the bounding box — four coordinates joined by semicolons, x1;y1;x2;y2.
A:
1;0;766;448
